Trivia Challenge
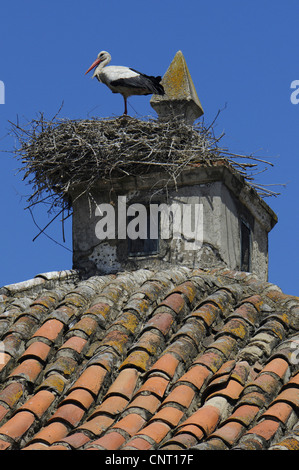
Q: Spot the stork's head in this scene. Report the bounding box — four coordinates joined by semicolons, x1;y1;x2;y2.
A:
85;51;111;76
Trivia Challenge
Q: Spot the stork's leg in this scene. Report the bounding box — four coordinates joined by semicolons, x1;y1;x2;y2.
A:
123;96;128;115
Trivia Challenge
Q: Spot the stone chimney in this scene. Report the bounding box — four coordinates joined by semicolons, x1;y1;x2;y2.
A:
71;51;277;281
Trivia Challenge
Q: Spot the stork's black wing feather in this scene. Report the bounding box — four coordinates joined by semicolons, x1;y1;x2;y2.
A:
111;69;164;95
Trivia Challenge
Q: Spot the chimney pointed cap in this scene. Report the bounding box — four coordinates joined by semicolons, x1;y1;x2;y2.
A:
151;50;204;125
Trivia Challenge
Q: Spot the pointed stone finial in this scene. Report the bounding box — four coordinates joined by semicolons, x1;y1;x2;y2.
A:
150;50;204;125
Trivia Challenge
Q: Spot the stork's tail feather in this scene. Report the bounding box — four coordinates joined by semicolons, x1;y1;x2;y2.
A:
128;68;165;95
152;76;165;95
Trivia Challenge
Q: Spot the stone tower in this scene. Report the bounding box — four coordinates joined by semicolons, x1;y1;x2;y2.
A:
71;51;277;281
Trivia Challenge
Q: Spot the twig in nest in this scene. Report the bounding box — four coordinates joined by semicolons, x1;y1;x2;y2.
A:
28;207;72;252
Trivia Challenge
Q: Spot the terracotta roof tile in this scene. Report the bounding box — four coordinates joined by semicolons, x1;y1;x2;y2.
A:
60;388;94;410
112;311;139;336
112;412;146;436
0;353;11;376
90;395;129;418
76;414;114;436
164;337;198;364
86;430;126;450
238;390;268;409
150;405;185;428
270;436;299;451
193;349;225;373
206;335;238;360
134;420;171;445
205;378;244;401
137;376;169;399
171;281;199;303
23;442;50;450
216;318;250;341
0;266;298;450
104;367;140;400
32;318;64;343
224;404;260;427
19;390;55;418
86;349;116;372
0;382;24;411
2;334;23;359
244;417;281;442
209;421;245;446
262;357;290;379
0;405;9;422
143;310;175;338
0;438;16;450
176;425;205;441
262;401;293;423
0;410;35;442
171;318;206;346
49;403;86;427
45;356;78;378
120;349;152;372
177;364;211;390
37;373;66;395
273;388;299;410
20;341;51;363
57;431;91;449
83;302;111;326
9;358;43;383
200;289;234;313
209;359;236;379
162;384;195;408
189;303;219;329
68;364;107;396
58;335;87;354
232;434;265;450
147;353;180;378
132;330;165;356
246;372;281;397
28;421;71;446
231;302;260;326
126;394;161;416
161;432;198;450
123;436;157;450
176;404;221;436
258;319;286;341
193;436;229;450
161;293;186;315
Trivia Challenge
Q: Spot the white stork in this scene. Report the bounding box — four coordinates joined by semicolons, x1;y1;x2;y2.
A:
85;51;164;115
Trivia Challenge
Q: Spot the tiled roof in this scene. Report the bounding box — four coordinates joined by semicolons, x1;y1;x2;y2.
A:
0;266;298;451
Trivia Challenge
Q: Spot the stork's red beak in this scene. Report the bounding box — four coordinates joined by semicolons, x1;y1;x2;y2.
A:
85;58;101;75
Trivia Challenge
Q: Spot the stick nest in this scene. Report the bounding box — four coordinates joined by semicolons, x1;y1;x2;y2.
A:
10;113;278;213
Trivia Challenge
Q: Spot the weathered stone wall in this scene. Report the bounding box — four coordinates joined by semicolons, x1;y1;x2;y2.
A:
71;166;277;281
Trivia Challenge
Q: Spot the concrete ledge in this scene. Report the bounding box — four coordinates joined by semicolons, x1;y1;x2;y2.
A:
71;164;277;233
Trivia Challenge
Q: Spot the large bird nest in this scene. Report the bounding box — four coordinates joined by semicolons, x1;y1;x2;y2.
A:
10;112;278;215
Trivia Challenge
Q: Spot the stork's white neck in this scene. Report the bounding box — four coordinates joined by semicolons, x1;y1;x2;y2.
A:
93;53;111;78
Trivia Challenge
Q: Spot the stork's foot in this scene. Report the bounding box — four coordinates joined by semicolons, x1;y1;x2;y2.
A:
121;108;130;118
117;114;131;123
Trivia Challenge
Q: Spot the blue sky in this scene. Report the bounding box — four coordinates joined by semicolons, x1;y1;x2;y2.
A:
0;1;298;295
